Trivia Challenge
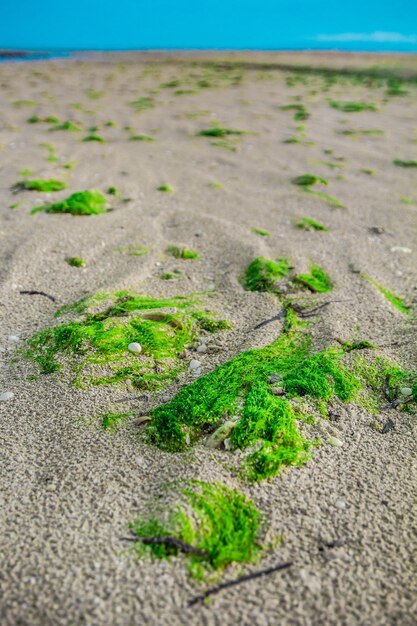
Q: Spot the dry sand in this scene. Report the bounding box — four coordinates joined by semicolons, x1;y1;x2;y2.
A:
0;51;416;625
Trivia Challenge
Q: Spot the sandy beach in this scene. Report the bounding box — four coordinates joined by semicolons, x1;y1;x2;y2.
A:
0;51;416;625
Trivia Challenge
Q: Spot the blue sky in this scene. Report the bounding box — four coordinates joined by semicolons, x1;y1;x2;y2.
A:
1;0;417;51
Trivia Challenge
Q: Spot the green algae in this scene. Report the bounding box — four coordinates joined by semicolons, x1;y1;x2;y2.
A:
84;88;104;100
305;189;345;209
243;257;290;292
130;481;261;579
296;217;328;232
198;126;245;138
27;115;59;124
31;190;108;216
293;174;328;187
49;120;82;132
25;291;229;390
295;263;334;293
252;228;271;237
129;134;155;142
166;245;200;260
66;257;86;268
157;184;174;193
210;139;237;151
400;196;414;205
130;97;155;112
280;103;309;121
102;411;132;431
208;181;224;189
19;168;33;177
362;275;411;315
329;100;377;113
13;179;66;192
393;159;417;168
82;134;106;143
113;244;149;257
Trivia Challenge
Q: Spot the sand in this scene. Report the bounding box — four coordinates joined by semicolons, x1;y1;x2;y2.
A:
0;51;416;625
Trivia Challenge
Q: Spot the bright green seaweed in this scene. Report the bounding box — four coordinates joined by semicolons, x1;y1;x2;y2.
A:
31;190;108;215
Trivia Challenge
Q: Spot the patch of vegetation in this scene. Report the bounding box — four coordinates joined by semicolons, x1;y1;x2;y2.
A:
157;184;174;193
66;257;86;268
13;99;36;108
198;126;245;137
210;139;237;151
84;88;104;100
329;100;377;113
130;97;155;112
400;196;414;205
12;179;66;192
160;270;183;280
19;168;33;177
208;182;224;189
40;143;58;163
102;411;132;431
280;103;309;121
113;244;149;257
129;134;155;142
362;275;411;315
166;245;200;260
49;120;82;132
293;174;328;187
243;257;290;292
360;168;375;175
296;217;328;232
386;81;409;96
106;186;120;197
306;189;345;208
295;263;333;293
252;228;271;237
337;129;384;136
82;134;106;143
393;159;417;168
25;291;229;389
27;115;59;124
31;190;108;216
130;481;261;579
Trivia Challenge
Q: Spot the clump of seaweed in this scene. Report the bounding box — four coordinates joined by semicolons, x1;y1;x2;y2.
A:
130;481;261;579
295;263;334;293
393;159;417;168
295;217;328;232
12;179;66;193
113;244;149;257
198;126;245;138
102;412;132;431
243;257;290;292
166;245;200;260
129;134;155;142
252;228;271;237
27;115;59;124
329;100;377;113
66;257;86;268
49;120;82;132
293;174;328;187
82;134;106;143
362;275;411;315
31;190;108;216
280;103;309;121
157;184;174;193
130;97;155;112
25;291;229;389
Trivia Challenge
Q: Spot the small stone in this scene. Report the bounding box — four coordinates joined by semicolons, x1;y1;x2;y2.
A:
7;335;20;342
328;436;343;447
335;498;346;510
0;392;14;401
192;368;201;377
268;373;281;384
371;419;383;432
196;343;207;353
390;246;411;254
348;263;361;274
382;418;395;434
189;359;201;370
400;387;412;397
271;387;285;396
137;415;151;425
128;342;142;355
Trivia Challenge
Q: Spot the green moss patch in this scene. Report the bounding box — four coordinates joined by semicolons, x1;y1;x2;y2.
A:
296;217;328;231
295;263;334;293
198;125;245;137
31;190;108;215
12;179;66;192
157;184;174;193
130;481;261;579
243;257;290;292
329;100;377;113
102;411;132;431
166;245;200;260
130;97;155;112
362;275;411;315
25;291;229;389
393;159;417;168
82;134;106;143
49;120;82;132
129;134;155;142
27;115;59;124
66;257;86;268
252;228;271;237
293;174;328;187
113;244;149;257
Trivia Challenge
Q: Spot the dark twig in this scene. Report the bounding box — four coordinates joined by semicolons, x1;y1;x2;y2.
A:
253;309;286;330
121;534;208;557
20;290;56;302
187;561;293;607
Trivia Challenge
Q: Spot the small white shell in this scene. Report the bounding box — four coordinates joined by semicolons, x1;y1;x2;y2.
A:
128;342;142;355
0;391;14;401
328;436;343;448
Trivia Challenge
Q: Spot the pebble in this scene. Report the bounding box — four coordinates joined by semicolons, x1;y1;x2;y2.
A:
7;335;20;342
128;342;142;355
271;387;285;396
0;391;14;401
268;373;281;384
196;343;207;353
328;436;344;447
189;359;201;370
400;387;412;397
390;246;411;254
335;498;347;510
192;368;201;377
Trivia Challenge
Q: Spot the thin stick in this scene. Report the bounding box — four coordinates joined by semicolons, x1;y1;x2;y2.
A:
121;534;207;557
20;290;56;302
253;309;286;330
188;561;293;607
